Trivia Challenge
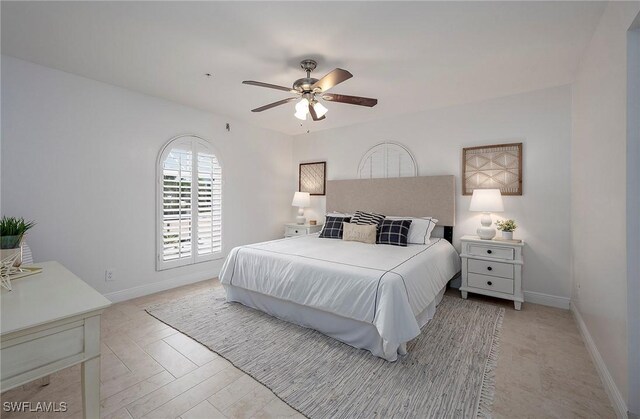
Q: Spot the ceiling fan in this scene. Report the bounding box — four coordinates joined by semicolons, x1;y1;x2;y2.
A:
242;59;378;121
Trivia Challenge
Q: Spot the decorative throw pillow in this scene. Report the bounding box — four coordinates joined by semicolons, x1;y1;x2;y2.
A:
377;219;413;246
319;216;351;239
388;216;439;244
342;222;377;244
350;210;385;228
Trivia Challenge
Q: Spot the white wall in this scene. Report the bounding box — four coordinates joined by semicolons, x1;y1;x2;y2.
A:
1;56;293;300
292;85;572;307
571;1;640;414
627;19;640;418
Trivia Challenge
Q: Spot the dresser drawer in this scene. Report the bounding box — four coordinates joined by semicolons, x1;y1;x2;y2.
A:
285;226;307;236
468;244;514;260
468;259;514;279
468;273;514;294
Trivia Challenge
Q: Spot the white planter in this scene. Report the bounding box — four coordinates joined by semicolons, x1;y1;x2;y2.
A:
501;231;514;240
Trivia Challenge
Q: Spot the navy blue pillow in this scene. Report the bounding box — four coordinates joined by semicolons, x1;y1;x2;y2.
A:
319;216;351;239
377;219;413;246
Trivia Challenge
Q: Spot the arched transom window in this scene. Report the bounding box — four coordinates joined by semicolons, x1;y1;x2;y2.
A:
357;142;417;179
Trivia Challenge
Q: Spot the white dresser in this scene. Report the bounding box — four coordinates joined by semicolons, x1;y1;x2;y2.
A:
284;223;323;237
1;261;111;418
459;235;524;310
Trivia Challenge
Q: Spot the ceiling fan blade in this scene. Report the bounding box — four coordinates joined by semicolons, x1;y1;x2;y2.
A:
311;68;353;92
251;97;298;112
243;80;296;93
308;104;326;121
321;93;378;107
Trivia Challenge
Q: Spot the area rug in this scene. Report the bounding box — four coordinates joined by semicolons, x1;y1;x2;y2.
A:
146;289;503;419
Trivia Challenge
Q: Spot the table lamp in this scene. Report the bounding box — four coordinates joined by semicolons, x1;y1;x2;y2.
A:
469;189;504;240
291;191;311;225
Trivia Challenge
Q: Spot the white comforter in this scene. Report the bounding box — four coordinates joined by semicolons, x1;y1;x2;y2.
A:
219;234;461;349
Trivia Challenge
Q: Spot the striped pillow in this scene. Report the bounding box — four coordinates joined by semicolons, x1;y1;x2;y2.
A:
350;211;385;228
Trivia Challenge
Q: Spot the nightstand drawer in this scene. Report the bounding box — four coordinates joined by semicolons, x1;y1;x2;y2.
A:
468;273;514;294
285;226;307;236
468;259;514;279
468;244;514;260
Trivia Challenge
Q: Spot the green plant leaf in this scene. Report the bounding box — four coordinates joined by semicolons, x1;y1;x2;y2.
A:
0;216;36;248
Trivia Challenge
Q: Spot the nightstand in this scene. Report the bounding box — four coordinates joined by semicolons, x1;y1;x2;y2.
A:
460;235;524;310
284;223;323;238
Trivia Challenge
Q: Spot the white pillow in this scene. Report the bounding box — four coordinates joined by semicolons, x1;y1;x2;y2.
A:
326;212;353;218
387;216;438;244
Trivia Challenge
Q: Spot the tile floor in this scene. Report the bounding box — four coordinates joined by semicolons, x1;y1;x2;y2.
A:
0;280;615;418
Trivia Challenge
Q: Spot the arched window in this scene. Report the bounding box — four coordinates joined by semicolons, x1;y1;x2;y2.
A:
157;135;222;270
357;142;417;179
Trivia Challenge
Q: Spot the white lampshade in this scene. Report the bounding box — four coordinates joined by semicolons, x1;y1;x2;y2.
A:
295;98;309;120
295;98;309;112
291;191;310;208
313;101;328;118
469;189;504;212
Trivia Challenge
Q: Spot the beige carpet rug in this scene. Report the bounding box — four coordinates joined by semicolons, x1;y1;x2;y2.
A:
147;289;503;419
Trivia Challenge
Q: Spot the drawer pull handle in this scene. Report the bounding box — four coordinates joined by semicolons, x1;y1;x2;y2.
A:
487;266;493;271
487;281;493;286
487;249;493;254
295;230;299;233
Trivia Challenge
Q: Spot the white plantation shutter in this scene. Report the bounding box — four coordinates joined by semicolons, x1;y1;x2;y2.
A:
157;136;222;270
196;148;222;256
162;146;193;263
358;142;417;179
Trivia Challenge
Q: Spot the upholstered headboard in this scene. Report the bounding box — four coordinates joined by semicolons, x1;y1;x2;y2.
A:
326;176;456;241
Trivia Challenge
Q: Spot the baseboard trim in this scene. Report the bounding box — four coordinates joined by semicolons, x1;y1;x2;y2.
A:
104;272;214;303
523;290;570;309
571;303;627;419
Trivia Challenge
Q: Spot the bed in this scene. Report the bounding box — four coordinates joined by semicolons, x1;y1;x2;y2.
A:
220;175;460;361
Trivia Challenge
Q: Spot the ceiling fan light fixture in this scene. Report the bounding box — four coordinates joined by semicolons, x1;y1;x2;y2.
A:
244;59;377;121
313;101;328;118
295;98;309;113
295;98;309;120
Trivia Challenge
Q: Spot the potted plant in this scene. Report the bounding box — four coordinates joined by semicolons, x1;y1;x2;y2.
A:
0;216;36;267
496;219;517;240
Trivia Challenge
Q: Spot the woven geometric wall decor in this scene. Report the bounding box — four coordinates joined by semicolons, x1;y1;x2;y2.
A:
299;161;326;195
463;142;522;196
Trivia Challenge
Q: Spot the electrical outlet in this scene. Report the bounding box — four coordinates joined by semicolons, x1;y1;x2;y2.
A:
105;269;115;282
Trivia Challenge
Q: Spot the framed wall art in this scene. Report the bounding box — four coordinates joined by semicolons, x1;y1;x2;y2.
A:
299;161;326;196
462;142;522;196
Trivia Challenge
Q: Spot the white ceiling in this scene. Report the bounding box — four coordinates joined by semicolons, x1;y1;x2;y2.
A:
1;1;606;136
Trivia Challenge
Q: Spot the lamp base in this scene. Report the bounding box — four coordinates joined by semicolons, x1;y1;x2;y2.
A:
477;212;496;240
477;226;496;240
296;207;306;225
